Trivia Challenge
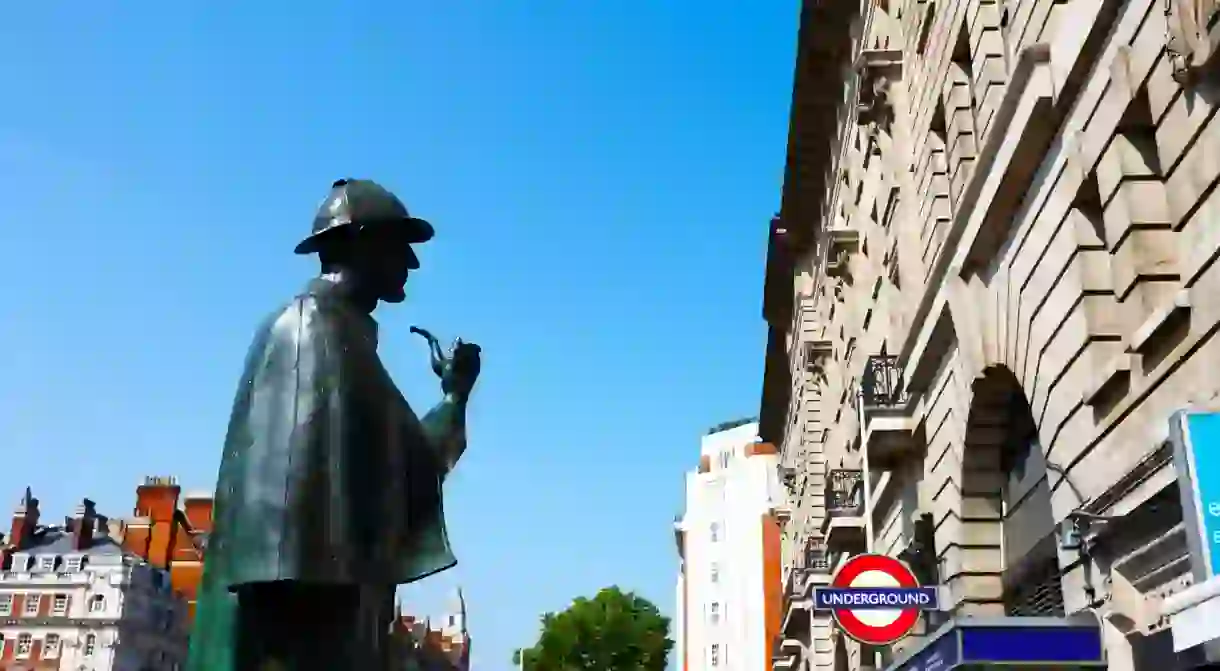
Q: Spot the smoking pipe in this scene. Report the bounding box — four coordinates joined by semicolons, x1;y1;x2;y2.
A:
410;326;449;377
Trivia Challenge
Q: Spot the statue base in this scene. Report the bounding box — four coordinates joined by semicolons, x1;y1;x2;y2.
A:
232;582;395;670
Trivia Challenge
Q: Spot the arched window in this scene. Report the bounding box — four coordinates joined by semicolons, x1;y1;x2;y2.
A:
999;386;1064;617
89;595;106;612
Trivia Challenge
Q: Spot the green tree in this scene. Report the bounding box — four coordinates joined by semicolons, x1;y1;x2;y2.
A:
512;586;673;671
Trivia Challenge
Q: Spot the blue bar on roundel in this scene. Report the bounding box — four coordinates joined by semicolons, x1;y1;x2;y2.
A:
813;587;940;610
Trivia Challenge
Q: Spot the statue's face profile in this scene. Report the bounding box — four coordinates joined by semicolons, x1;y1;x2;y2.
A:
352;225;419;305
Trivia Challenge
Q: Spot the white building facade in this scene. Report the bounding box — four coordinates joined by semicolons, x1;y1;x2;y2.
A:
1;494;189;671
675;420;786;671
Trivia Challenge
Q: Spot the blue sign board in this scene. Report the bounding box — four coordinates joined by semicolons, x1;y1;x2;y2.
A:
813;587;939;610
887;618;1106;671
1171;410;1220;580
959;625;1104;664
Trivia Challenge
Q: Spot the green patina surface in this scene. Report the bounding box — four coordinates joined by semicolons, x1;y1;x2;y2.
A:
187;279;476;670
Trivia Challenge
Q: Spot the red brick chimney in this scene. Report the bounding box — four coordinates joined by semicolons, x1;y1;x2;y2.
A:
10;487;39;551
135;476;181;569
182;494;214;533
72;499;97;551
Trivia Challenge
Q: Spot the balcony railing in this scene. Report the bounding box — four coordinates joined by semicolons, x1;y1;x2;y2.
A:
804;538;830;572
825;469;864;517
861;355;908;408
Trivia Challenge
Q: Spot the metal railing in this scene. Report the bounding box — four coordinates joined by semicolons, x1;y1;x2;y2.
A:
805;537;830;572
861;355;908;407
825;469;864;517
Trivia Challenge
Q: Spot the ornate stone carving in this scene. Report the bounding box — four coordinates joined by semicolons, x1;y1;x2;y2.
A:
855;49;903;134
1166;0;1220;85
857;73;895;132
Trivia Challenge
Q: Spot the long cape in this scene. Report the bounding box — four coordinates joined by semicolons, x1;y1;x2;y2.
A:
188;279;457;671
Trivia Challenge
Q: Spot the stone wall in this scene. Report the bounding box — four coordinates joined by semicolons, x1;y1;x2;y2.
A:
767;0;1220;668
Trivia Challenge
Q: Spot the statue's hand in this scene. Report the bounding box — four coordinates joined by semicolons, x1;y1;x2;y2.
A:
441;339;481;400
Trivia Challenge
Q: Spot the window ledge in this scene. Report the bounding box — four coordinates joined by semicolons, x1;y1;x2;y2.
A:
1129;290;1191;355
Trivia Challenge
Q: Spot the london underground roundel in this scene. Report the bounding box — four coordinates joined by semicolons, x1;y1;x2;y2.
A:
812;554;939;646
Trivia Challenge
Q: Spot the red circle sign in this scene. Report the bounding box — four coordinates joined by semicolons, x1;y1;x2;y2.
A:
829;554;921;645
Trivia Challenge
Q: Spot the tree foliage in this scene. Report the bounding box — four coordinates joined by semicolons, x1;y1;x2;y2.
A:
512;586;673;671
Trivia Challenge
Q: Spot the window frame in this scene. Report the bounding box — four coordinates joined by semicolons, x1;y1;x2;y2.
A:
16;633;32;657
37;555;57;572
89;595;106;613
44;633;61;658
24;594;40;615
84;633;97;656
52;593;68;615
0;594;12;615
710;643;720;667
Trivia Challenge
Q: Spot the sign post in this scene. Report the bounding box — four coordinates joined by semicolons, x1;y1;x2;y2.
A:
1169;409;1220;661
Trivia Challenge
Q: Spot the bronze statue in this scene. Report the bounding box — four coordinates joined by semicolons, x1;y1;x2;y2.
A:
188;179;482;670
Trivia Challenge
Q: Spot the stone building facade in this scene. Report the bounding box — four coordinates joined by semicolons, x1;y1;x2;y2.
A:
760;0;1220;669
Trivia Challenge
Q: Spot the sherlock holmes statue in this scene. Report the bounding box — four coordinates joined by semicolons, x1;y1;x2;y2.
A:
188;179;482;671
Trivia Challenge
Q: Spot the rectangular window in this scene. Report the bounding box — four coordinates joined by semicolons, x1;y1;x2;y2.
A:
24;595;40;615
44;634;60;658
0;594;11;615
53;594;68;615
710;644;720;667
710;563;720;583
16;633;32;657
84;634;97;656
65;556;83;572
710;602;720;624
38;556;56;572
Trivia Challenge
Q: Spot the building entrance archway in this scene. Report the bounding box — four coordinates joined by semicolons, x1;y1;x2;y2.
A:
956;366;1064;617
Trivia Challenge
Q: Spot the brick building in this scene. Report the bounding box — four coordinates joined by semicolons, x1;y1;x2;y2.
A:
393;589;471;671
119;478;211;625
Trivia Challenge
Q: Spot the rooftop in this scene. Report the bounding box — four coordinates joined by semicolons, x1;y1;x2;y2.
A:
13;524;126;558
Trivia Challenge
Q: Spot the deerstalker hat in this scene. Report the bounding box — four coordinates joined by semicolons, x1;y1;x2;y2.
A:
294;178;435;256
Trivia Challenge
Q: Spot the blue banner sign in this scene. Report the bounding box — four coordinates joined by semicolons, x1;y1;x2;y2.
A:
888;619;1106;671
814;587;939;610
1171;410;1220;580
959;625;1104;664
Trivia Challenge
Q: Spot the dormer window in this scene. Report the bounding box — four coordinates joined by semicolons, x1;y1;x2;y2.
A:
65;556;84;572
37;555;57;572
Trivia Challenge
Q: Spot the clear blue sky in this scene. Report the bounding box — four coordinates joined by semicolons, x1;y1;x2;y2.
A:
0;3;797;668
